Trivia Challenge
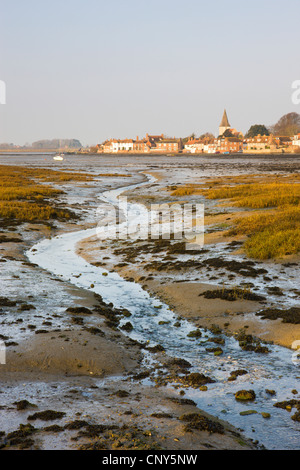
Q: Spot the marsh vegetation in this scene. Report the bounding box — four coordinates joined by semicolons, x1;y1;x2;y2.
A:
170;174;300;259
0;165;94;222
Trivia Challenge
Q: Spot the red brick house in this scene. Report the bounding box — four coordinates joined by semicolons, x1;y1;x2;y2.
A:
217;137;243;153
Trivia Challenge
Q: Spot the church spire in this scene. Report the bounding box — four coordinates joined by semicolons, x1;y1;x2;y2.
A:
220;109;230;128
219;109;231;136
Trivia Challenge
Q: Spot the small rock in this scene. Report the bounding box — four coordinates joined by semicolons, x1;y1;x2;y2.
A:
235;390;256;401
240;410;257;416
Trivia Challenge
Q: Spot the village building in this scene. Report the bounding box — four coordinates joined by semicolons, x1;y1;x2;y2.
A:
132;137;150;153
228;128;244;138
204;142;218;154
145;133;165;144
102;140;113;153
292;133;300;148
277;136;293;151
245;134;279;152
153;138;181;153
111;139;134;152
217;136;243;153
184;139;205;154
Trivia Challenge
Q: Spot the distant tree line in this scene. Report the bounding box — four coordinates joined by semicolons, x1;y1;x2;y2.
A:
31;139;82;149
0;139;83;149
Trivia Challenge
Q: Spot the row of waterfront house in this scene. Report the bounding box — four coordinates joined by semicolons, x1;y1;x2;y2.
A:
185;133;300;154
95;132;300;155
97;134;181;154
94;110;300;155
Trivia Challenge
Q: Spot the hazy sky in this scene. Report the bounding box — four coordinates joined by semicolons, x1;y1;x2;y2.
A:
0;0;299;146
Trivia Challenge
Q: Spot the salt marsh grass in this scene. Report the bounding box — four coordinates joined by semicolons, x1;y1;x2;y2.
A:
0;165;93;221
170;174;300;259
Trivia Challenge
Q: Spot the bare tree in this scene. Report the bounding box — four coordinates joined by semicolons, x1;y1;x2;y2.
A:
270;112;300;136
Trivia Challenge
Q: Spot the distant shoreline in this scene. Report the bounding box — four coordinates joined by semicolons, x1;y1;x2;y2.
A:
0;150;299;157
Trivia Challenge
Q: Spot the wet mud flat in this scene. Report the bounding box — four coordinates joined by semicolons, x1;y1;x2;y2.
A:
0;288;258;451
1;154;300;450
0;161;256;450
73;157;300;449
0;262;256;451
79;230;300;349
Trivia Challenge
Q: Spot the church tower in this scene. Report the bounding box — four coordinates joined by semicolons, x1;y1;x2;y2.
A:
219;109;231;136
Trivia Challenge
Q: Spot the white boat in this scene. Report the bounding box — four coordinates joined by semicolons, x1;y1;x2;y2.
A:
53;154;64;161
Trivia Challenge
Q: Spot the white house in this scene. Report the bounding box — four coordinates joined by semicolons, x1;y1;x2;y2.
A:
204;142;218;154
292;134;300;147
184;139;204;154
112;139;134;152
